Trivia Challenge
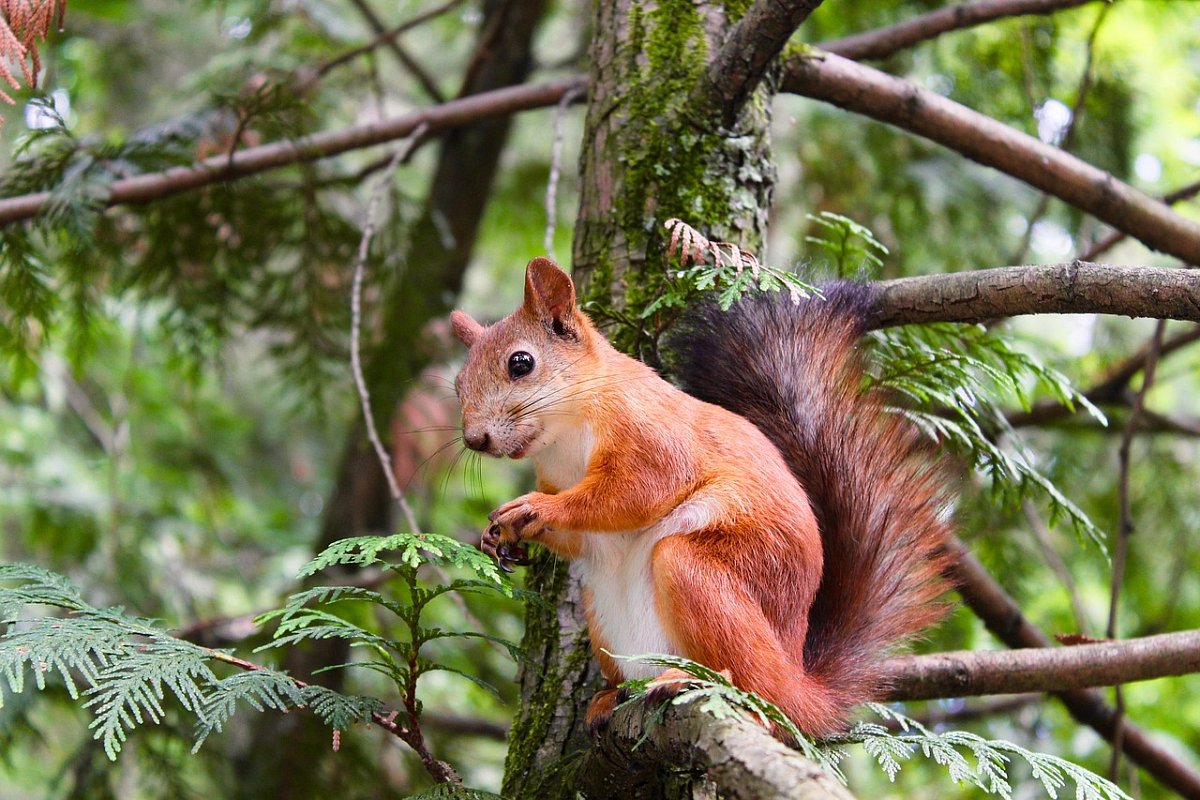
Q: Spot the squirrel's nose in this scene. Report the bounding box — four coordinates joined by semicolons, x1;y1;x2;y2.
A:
464;430;491;452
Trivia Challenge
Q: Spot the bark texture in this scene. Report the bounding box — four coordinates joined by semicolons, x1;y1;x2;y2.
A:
869;262;1200;327
579;699;855;800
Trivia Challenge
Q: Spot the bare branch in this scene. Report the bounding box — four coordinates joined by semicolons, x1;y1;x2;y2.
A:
821;0;1096;61
347;0;446;102
948;539;1200;797
317;0;466;78
780;52;1200;265
316;0;465;77
1081;178;1200;261
869;262;1200;328
883;629;1200;701
0;76;587;227
694;0;824;126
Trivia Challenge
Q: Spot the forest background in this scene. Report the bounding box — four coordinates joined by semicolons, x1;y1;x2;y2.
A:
1;0;1199;798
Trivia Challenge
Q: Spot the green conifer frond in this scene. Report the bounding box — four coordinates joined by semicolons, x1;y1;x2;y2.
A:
869;322;1107;548
299;532;508;588
619;654;1130;800
0;563;393;760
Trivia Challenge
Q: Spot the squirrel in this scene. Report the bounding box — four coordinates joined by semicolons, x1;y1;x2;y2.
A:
449;256;952;736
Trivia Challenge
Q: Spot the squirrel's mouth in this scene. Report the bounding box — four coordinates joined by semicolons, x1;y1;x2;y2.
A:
506;431;540;460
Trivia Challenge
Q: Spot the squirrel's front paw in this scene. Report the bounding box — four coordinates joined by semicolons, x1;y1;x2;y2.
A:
480;522;530;573
488;494;552;539
480;494;549;572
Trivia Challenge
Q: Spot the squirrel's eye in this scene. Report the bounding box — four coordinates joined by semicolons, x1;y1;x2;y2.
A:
507;351;535;379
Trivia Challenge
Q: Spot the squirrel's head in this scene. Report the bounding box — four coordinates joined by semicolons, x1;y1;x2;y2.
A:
450;257;598;460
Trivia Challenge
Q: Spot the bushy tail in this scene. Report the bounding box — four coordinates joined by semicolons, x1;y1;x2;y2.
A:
670;284;953;715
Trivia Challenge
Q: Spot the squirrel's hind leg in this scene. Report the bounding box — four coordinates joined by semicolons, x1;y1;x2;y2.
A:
650;532;844;738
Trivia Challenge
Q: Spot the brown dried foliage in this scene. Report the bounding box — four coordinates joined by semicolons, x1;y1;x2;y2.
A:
0;0;65;104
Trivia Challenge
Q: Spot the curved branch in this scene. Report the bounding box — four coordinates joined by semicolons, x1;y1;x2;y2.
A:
821;0;1096;61
0;76;587;227
867;262;1200;328
694;0;824;126
948;539;1200;798
780;52;1200;265
883;630;1200;701
581;698;855;800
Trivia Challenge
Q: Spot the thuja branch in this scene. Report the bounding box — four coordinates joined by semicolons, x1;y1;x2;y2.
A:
882;629;1200;701
781;52;1200;265
867;263;1200;328
0;76;587;227
821;0;1096;61
206;647;462;785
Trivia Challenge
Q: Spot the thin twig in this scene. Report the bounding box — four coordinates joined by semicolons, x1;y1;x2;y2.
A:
346;0;446;102
543;84;585;257
1008;1;1109;264
350;126;428;535
820;0;1095;61
1080;179;1200;261
1105;318;1168;780
317;0;466;78
204;647;462;784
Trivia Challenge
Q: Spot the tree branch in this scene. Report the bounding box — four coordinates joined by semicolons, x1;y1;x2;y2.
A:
821;0;1096;61
868;262;1200;328
694;0;824;126
0;76;587;227
882;629;1200;701
1007;324;1200;429
580;698;855;800
948;539;1200;798
780;52;1200;265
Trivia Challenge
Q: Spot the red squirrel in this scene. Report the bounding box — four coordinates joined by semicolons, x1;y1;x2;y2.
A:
450;257;952;736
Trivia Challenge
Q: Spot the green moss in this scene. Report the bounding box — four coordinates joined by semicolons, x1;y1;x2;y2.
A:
586;0;774;350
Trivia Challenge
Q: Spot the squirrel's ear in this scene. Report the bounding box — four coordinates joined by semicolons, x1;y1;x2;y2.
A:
450;310;484;348
523;257;579;338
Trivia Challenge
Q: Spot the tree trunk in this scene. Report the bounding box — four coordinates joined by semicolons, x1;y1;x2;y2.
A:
502;2;822;797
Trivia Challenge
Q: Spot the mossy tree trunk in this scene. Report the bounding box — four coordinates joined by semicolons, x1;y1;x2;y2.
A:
502;1;822;797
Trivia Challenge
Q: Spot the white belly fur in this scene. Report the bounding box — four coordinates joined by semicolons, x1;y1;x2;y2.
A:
532;425;715;681
581;529;676;680
580;499;717;680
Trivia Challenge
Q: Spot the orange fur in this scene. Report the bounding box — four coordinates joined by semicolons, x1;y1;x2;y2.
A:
452;257;951;736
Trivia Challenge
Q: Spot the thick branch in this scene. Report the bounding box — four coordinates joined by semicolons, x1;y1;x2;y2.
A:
883;630;1200;701
0;77;586;227
580;698;855;800
949;539;1200;798
694;0;824;126
867;262;1200;328
821;0;1095;61
781;53;1200;265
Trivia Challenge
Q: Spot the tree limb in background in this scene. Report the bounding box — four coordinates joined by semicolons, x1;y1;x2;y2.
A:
883;629;1200;701
1007;324;1200;429
821;0;1096;62
780;52;1200;265
1081;178;1200;261
948;539;1200;798
0;76;587;226
347;0;447;102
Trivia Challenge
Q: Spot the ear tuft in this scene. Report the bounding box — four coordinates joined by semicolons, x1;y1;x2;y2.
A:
450;310;484;348
523;258;579;338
